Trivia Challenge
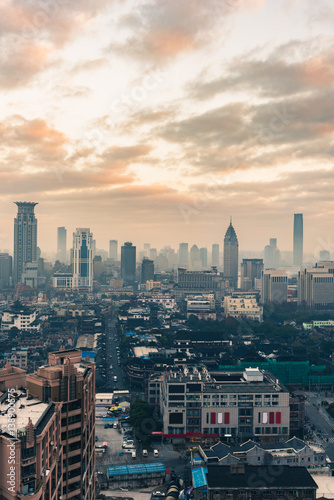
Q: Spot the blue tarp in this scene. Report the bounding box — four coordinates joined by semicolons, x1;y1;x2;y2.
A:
108;463;166;478
192;467;208;489
81;351;95;359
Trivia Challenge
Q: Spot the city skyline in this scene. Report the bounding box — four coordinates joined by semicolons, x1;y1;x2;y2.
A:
1;203;332;261
0;1;333;255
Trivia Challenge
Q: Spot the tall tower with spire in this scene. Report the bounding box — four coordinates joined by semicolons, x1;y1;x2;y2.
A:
223;217;239;288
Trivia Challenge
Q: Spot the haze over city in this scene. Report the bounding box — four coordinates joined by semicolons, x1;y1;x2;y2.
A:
1;0;333;254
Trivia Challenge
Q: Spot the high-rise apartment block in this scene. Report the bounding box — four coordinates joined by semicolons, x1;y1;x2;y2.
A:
223;220;239;288
298;262;334;310
0;253;12;287
211;244;219;267
261;269;288;304
121;242;136;284
0;349;95;500
72;228;94;290
293;213;303;266
109;240;118;260
57;226;67;263
240;259;263;291
13;202;38;284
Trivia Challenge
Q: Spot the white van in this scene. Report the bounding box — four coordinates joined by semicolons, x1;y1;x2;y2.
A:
131;450;136;459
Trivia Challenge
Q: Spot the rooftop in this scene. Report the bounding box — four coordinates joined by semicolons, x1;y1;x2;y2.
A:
0;390;49;437
206;465;318;490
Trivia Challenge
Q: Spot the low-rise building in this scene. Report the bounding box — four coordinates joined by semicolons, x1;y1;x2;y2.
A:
203;464;317;500
224;293;263;322
1;304;40;332
151;365;290;443
199;437;327;468
186;295;216;320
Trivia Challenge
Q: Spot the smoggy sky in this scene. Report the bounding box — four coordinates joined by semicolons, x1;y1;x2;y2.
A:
0;0;333;257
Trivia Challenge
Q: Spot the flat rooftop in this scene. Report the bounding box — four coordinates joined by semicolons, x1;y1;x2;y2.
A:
0;390;49;437
133;346;159;358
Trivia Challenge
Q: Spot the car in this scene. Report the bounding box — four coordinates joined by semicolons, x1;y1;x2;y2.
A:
131;450;137;459
122;442;135;449
124;440;134;446
142;449;148;457
153;449;159;457
104;424;110;429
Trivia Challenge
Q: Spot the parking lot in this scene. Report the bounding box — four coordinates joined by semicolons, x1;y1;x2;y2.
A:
95;421;182;470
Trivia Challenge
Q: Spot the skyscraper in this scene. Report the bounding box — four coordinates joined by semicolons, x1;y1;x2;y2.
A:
109;239;118;260
57;226;67;263
72;228;94;290
223;218;239;288
141;257;154;283
240;258;263;291
200;247;208;268
144;243;150;257
13;202;38;283
264;238;281;268
293;213;303;266
0;253;12;288
121;242;136;284
212;243;219;267
190;244;200;269
179;243;188;266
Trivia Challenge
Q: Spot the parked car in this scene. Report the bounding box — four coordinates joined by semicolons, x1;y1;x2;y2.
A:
132;450;136;459
142;449;148;457
153;449;159;457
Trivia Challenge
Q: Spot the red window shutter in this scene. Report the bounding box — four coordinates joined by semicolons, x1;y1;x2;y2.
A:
269;412;275;424
224;412;230;424
211;412;216;424
276;412;281;424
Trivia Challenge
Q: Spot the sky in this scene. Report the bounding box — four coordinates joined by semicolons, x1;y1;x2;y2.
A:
0;0;334;258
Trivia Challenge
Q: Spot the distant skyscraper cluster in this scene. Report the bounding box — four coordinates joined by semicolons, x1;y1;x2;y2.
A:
9;201;334;306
